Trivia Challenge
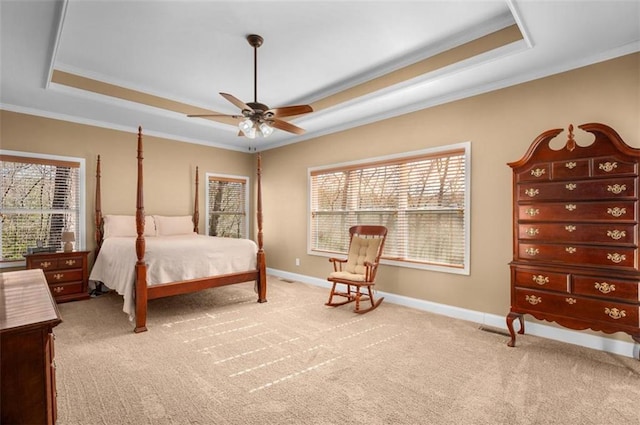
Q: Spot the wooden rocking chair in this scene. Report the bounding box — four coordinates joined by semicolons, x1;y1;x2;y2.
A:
325;225;387;314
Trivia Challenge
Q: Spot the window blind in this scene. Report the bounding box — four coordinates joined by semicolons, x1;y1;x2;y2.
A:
207;175;248;238
1;154;82;262
310;146;469;270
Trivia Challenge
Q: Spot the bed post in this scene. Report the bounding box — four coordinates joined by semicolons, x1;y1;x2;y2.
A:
95;155;103;256
134;126;148;333
193;166;199;234
256;153;267;303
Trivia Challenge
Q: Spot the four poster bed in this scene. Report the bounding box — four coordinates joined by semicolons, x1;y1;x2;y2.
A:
89;127;267;333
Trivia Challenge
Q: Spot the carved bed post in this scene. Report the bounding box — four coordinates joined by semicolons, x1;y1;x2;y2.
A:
134;126;148;333
193;166;199;234
95;155;103;256
256;153;267;302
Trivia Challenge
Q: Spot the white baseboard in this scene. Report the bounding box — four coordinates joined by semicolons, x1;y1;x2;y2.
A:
267;268;639;360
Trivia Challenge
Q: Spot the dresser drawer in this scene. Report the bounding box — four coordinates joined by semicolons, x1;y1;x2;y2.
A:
518;223;637;245
573;275;640;302
517;177;636;202
593;156;637;177
514;268;568;292
514;288;639;327
518;243;637;269
516;163;551;182
56;255;84;269
49;282;83;298
44;269;83;284
551;159;590;180
518;201;636;222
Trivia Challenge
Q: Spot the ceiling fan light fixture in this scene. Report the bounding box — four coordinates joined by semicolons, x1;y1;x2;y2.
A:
239;118;256;138
259;122;274;137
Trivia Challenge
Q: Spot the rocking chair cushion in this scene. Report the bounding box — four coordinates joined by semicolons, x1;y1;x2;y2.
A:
329;270;367;282
345;236;382;275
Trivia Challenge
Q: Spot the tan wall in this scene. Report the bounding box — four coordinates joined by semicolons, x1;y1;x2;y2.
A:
260;52;640;322
0;113;256;257
1;53;638;342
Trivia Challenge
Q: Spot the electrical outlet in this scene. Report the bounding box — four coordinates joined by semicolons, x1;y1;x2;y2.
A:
295;258;300;266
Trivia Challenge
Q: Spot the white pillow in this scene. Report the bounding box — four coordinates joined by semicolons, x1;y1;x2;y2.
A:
103;215;156;238
153;215;194;236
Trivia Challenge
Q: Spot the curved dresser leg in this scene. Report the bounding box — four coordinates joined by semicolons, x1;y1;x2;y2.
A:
506;312;523;347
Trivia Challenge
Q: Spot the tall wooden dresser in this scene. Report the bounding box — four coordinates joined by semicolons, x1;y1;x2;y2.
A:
506;123;640;355
1;269;62;424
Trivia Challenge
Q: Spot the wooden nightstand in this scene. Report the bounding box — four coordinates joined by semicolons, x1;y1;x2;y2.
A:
25;250;91;302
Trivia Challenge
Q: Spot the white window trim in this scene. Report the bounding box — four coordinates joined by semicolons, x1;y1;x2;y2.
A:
205;172;250;238
307;142;471;275
0;149;87;269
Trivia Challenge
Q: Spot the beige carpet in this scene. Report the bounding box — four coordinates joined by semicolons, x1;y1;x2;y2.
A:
54;276;640;425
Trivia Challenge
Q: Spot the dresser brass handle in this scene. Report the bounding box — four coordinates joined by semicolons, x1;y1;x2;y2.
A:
565;247;576;254
53;273;64;280
565;161;577;169
565;204;577;211
525;208;539;217
599;162;617;172
607;184;626;195
53;286;64;293
525;228;539;236
607;253;626;264
565;298;577;304
594;282;615;294
530;168;545;177
565;183;577;191
525;248;539;256
524;188;539;197
604;307;626;320
525;295;542;305
607;230;626;240
607;207;626;217
565;225;576;232
65;259;76;266
41;261;52;268
532;275;548;285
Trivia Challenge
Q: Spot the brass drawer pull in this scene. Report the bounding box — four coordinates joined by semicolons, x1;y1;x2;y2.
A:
525;208;539;217
565;204;577;211
565;247;576;254
530;168;545;177
604;307;626;320
565;298;577;305
53;286;64;293
532;275;548;285
594;282;616;294
65;259;76;266
607;184;626;195
565;225;576;232
53;273;64;280
565;161;576;169
607;253;626;264
525;295;542;305
41;261;52;269
599;162;617;172
524;188;539;198
607;230;626;240
525;228;539;236
565;183;577;191
607;207;626;217
525;248;539;256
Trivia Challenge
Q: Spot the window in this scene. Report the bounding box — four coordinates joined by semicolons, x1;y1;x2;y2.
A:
1;151;86;267
309;142;470;274
206;173;249;238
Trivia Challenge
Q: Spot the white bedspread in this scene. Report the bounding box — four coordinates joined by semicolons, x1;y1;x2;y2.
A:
89;234;258;318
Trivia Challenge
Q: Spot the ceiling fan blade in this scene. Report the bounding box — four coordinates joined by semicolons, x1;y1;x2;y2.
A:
270;118;306;135
265;104;313;118
188;113;243;119
220;92;253;112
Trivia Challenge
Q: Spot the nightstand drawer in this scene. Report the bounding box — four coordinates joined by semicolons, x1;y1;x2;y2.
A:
50;282;83;298
45;269;83;284
56;256;84;269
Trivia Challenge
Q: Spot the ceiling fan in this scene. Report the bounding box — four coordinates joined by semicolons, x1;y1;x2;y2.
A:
188;34;313;138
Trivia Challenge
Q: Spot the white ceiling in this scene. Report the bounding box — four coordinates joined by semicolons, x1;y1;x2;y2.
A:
1;0;639;152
